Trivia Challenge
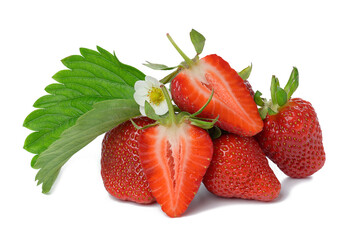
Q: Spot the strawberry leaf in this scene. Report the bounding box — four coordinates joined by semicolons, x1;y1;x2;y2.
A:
23;46;145;193
34;99;140;193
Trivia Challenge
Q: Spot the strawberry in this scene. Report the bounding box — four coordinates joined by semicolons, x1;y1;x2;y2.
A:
165;33;263;137
136;85;214;217
139;121;213;217
171;55;262;137
101;117;155;204
203;133;281;202
254;68;325;178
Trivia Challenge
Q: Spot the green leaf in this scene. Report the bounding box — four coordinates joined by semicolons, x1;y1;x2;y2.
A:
190;29;206;55
34;99;140;193
238;64;252;80
143;61;177;70
276;87;288;106
23;47;145;193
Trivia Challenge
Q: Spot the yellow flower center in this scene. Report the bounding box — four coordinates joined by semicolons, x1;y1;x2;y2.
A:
148;87;164;106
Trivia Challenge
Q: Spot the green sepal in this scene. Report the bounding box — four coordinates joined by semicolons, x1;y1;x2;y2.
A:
276;87;288;106
190;89;214;117
190;29;206;55
130;118;158;130
238;64;252;80
284;67;299;99
190;115;218;130
267;107;278;116
258;107;269;120
270;75;280;106
144;101;161;120
254;91;265;107
143;61;178;71
208;126;222;139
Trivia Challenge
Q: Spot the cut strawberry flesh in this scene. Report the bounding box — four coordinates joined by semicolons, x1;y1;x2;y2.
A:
171;54;263;136
139;123;213;217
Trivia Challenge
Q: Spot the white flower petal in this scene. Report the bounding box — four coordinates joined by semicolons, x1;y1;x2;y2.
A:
135;87;149;96
139;106;146;116
135;80;152;92
154;101;169;115
145;76;161;88
133;91;147;106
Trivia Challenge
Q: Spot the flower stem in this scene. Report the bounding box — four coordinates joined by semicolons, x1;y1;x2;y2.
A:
160;85;176;124
167;33;193;67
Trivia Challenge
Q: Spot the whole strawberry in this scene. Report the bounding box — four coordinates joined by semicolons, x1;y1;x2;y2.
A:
101;117;155;204
203;133;280;201
254;68;325;178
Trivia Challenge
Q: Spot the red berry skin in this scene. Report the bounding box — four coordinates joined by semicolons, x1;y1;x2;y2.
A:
243;79;255;97
101;117;155;204
256;98;326;178
203;133;281;202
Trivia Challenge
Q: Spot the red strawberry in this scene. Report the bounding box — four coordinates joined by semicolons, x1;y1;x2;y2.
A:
254;68;325;178
171;54;263;136
163;32;262;137
135;83;214;217
203;133;281;202
139;121;213;217
101;117;155;204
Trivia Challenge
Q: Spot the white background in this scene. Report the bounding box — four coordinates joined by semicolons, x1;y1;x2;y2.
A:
1;0;358;239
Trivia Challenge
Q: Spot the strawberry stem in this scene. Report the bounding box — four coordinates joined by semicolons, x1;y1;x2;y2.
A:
167;33;194;67
160;85;176;124
160;68;181;84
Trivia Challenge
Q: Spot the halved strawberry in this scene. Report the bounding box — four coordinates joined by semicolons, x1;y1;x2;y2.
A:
138;121;213;217
171;55;263;137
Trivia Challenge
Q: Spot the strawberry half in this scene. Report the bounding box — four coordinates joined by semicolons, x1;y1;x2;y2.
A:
171;54;263;136
134;83;214;217
139;122;213;217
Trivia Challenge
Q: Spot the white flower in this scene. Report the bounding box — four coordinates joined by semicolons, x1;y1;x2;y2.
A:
134;76;169;116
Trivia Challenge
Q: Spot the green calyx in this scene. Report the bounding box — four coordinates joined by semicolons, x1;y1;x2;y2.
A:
255;67;299;119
